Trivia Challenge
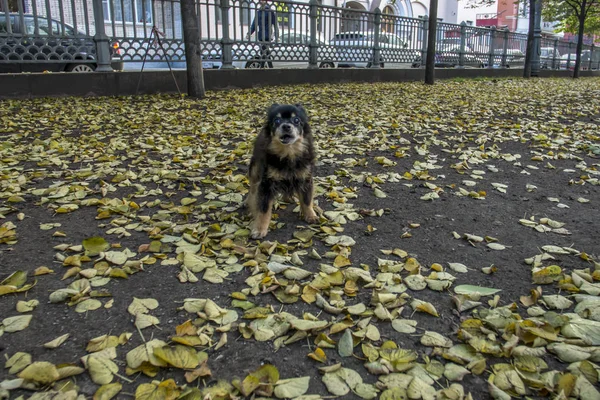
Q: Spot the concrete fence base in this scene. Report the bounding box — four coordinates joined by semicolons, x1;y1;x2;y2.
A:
0;68;596;99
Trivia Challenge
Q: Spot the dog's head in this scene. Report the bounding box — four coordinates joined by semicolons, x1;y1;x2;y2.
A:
266;103;308;145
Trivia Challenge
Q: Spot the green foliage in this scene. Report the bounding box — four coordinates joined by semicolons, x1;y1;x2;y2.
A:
542;0;600;36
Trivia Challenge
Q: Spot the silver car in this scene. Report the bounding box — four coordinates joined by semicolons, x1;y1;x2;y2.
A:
203;32;335;69
330;31;417;68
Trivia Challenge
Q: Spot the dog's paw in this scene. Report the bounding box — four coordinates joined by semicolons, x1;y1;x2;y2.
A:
304;214;320;224
251;228;268;240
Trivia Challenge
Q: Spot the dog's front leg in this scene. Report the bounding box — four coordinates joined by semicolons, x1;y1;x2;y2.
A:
299;179;319;224
251;184;274;239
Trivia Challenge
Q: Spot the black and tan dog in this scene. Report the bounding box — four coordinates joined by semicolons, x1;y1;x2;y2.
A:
247;103;318;239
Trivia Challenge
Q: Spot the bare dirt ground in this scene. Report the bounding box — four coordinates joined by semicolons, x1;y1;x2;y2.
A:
1;78;600;400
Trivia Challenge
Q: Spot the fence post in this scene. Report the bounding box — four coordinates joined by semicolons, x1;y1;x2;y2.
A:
552;38;558;69
458;21;466;67
487;26;495;68
220;0;234;69
420;15;428;67
589;44;594;70
501;28;508;68
308;0;318;69
92;0;113;72
371;7;381;68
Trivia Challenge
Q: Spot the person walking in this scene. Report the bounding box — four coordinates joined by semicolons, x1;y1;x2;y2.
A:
247;0;279;68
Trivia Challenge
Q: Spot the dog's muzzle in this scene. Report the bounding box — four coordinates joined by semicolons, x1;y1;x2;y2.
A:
277;123;300;145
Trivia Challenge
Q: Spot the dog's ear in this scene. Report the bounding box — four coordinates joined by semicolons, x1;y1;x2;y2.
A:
294;103;307;120
267;103;280;115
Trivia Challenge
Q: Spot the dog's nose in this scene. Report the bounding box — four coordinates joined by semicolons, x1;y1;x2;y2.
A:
281;124;292;133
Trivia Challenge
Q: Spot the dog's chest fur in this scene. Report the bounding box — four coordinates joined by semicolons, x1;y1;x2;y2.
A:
265;152;312;183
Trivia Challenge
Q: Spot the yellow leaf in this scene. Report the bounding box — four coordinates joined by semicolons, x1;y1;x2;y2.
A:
153;345;199;369
34;266;54;276
308;347;327;363
88;356;119;385
18;361;60;384
135;379;180;400
94;383;123;400
44;333;70;349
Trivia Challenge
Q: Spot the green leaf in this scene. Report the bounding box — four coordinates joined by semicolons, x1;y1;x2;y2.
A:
83;236;110;256
454;285;501;296
1;270;27;287
75;298;102;313
127;297;159;316
16;299;39;313
2;314;33;332
5;352;32;374
240;364;280;396
391;319;418;334
274;376;310;398
338;329;354;357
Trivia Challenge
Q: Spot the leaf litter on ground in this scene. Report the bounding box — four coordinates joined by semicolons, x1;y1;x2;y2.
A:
1;78;600;399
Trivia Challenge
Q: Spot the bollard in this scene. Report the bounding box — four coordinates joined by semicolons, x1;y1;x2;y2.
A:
487;26;495;69
501;28;508;69
420;16;428;67
371;8;381;68
552;38;559;69
458;22;466;68
92;0;113;72
220;0;234;69
308;0;318;69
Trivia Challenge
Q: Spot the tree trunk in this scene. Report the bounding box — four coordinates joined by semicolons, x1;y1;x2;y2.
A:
523;0;536;78
181;0;206;98
425;0;438;85
573;0;587;78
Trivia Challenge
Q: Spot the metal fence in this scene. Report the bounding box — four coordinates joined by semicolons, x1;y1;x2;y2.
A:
1;0;599;72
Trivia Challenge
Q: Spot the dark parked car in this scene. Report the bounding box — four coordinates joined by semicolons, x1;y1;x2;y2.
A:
412;47;483;68
540;47;560;69
0;13;123;73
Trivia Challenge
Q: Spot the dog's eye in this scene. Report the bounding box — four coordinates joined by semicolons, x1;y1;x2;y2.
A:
292;117;300;125
274;118;281;125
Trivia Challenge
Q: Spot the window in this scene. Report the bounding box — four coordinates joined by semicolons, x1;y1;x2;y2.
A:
103;0;152;23
25;17;60;36
0;15;15;33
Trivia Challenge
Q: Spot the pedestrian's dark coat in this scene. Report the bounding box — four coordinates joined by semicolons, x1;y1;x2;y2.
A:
250;4;279;42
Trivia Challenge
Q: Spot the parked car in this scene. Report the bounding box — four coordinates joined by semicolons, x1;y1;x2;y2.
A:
411;47;484;68
329;31;417;68
540;47;560;69
559;50;600;70
560;53;577;70
202;32;335;69
0;13;123;73
482;49;525;68
580;50;600;70
436;38;478;52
